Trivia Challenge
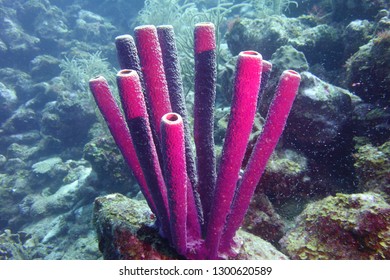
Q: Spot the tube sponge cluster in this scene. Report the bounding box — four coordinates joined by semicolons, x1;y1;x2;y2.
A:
89;23;300;259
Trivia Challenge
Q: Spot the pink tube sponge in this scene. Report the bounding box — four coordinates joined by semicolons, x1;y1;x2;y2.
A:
194;22;216;54
221;70;301;250
160;113;188;255
206;51;263;259
91;23;301;260
88;76;155;214
134;25;172;140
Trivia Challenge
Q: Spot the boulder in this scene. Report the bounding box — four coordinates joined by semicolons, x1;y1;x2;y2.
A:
280;192;390;259
93;193;289;260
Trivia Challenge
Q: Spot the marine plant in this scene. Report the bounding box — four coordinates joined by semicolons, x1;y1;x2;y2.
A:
135;0;298;95
136;0;197;31
89;23;300;259
59;51;114;93
251;0;299;15
59;51;118;136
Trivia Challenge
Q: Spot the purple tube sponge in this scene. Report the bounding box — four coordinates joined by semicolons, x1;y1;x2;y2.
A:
115;35;147;95
134;25;172;140
157;25;202;240
116;69;171;240
193;22;217;229
115;35;143;74
156;26;189;126
257;60;273;109
206;51;263;259
157;25;198;191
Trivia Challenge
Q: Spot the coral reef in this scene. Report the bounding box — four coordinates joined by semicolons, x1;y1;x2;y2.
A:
0;0;389;261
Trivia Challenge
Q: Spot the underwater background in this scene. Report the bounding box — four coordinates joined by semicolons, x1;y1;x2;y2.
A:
0;0;389;260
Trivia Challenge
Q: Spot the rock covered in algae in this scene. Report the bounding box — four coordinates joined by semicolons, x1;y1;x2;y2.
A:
353;141;390;196
345;19;390;105
280;192;390;259
331;0;389;22
0;229;31;260
285;71;357;148
242;192;286;246
93;193;180;260
83;135;138;195
93;193;288;260
226;16;342;68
